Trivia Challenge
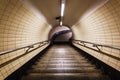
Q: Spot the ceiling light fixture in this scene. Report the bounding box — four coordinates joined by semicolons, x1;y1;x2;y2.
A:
60;0;65;26
61;0;65;17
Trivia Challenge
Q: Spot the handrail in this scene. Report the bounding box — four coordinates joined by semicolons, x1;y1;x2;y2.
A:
73;39;120;50
0;40;50;55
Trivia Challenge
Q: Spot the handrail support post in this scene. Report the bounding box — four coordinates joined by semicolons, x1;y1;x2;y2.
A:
93;44;101;51
26;45;34;53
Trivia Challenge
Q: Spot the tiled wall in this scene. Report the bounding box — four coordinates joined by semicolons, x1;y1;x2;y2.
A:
0;0;51;79
72;0;120;71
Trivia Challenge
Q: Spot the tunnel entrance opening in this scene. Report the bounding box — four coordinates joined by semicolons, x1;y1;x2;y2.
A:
49;25;73;44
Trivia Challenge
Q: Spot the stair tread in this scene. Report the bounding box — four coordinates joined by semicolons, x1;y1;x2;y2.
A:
21;45;110;80
32;67;97;70
35;63;94;67
32;65;96;68
28;68;101;73
22;73;110;80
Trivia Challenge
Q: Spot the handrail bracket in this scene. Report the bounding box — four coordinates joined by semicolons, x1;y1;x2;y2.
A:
93;44;101;51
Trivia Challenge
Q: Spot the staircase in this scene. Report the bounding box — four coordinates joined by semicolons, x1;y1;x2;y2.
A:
21;44;110;80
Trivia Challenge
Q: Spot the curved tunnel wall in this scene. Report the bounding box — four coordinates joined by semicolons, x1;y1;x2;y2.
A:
0;0;51;79
0;0;120;79
72;0;120;71
49;26;72;42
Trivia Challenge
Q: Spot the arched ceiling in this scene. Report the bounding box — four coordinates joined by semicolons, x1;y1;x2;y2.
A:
22;0;108;27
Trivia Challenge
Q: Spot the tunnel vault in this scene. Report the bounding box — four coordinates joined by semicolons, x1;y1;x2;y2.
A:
22;0;108;27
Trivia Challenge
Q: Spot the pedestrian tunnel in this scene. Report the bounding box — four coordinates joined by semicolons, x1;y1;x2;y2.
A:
0;0;120;80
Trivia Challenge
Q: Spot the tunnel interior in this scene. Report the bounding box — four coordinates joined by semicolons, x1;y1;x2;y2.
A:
0;0;120;80
49;25;73;43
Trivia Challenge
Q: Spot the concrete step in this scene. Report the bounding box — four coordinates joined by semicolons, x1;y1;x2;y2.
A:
22;73;110;80
28;68;101;73
39;58;86;61
21;45;110;80
32;64;96;68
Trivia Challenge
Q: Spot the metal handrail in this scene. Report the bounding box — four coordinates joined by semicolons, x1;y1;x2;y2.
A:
73;39;120;50
0;40;50;55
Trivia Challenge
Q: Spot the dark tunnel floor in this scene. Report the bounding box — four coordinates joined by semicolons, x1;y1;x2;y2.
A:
21;44;110;80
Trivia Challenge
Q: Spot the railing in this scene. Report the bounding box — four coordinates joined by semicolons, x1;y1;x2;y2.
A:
0;40;50;55
72;39;120;51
